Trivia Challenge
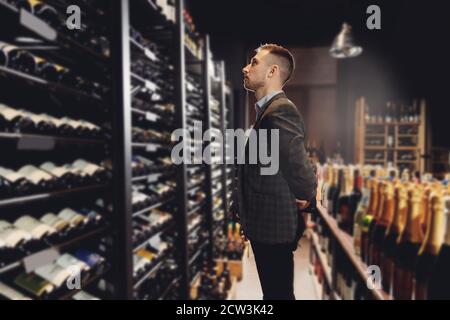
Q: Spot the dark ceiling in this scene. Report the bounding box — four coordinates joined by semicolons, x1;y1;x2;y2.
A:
190;0;449;53
189;0;450;147
190;0;404;46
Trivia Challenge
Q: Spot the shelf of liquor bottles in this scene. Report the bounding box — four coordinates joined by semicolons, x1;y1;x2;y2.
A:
0;0;236;300
0;0;116;301
116;0;236;300
354;97;428;173
312;162;450;300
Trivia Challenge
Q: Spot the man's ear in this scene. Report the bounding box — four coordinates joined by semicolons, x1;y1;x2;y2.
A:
268;65;278;78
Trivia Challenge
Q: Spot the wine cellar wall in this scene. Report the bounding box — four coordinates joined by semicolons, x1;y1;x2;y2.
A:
0;0;238;300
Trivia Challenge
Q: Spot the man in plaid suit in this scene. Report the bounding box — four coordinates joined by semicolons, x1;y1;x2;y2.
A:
234;44;317;300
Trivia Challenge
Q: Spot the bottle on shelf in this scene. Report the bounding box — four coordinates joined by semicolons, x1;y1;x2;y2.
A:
326;165;336;211
427;194;450;299
0;219;32;254
331;167;344;218
361;177;379;263
380;181;407;294
0;104;35;133
392;187;424;300
415;190;446;299
0;166;35;197
419;183;432;237
17;165;58;192
0;42;36;75
347;168;363;235
385;101;392;123
368;177;387;266
353;169;373;256
370;181;395;270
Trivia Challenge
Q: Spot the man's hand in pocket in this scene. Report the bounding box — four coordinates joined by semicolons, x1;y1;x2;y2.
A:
296;199;309;211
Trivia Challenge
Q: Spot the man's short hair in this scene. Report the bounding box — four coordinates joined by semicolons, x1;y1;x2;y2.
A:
256;43;295;85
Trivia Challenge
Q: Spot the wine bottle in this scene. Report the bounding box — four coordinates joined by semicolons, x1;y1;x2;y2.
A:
37;61;68;83
326;166;337;211
371;181;394;270
0;166;35;196
59;117;90;138
74;249;105;274
375;181;396;291
332;168;344;218
368;179;387;266
40;162;81;189
19;111;56;135
71;159;107;184
14;215;56;242
348;169;363;236
56;253;90;276
17;165;58;192
0;42;36;74
353;174;372;256
381;182;407;294
392;187;424;300
336;167;352;231
427;195;450;299
57;208;86;228
0;282;31;300
0;104;35;133
39;115;74;137
78;208;103;227
78;120;102;138
419;184;432;237
72;290;100;300
0;220;32;249
14;272;54;298
34;262;71;288
132;191;152;211
415;190;445;299
361;178;378;263
40;213;70;233
17;0;61;28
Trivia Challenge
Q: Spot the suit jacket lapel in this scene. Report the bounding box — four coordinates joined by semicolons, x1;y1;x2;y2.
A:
253;92;286;128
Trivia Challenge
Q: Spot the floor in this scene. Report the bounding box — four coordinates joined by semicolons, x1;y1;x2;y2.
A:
234;237;319;300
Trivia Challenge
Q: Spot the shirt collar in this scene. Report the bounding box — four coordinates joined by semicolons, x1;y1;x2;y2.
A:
254;90;284;118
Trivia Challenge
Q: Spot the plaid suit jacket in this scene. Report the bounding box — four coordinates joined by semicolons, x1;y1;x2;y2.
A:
234;92;317;244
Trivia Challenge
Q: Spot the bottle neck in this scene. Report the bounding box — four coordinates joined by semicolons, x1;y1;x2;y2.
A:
443;196;450;246
420;193;446;255
379;184;395;227
368;181;379;216
354;175;363;193
375;183;386;220
401;189;424;244
387;186;405;235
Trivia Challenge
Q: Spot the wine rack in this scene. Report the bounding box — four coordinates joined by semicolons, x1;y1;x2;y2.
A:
224;82;235;226
184;23;211;294
0;0;113;300
205;47;227;260
1;0;233;300
354;97;428;173
308;206;391;300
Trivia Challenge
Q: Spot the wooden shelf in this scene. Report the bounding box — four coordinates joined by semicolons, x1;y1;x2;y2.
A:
364;159;385;163
354;98;427;172
309;265;323;299
395;146;419;150
364;146;386;150
309;232;333;289
365;134;385;137
316;206;392;301
365;121;421;126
